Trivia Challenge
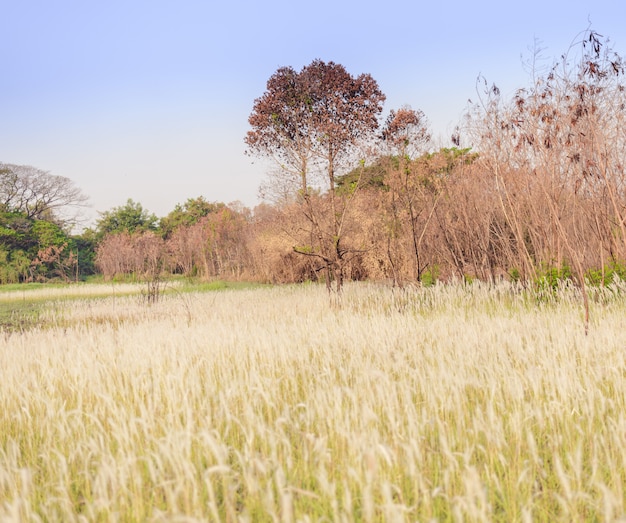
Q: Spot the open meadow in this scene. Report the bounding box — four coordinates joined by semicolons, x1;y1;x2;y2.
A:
1;281;626;521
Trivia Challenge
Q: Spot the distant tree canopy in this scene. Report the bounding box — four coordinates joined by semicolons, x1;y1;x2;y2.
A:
95;198;159;239
94;198;251;281
336;147;478;194
0;163;88;226
159;197;225;239
0;163;89;283
0;206;80;283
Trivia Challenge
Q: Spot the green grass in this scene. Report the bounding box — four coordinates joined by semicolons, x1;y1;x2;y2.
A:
176;278;267;293
0;281;72;293
0;279;265;332
0;300;44;332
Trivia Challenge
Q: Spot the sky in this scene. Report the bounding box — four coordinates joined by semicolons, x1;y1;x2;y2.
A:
2;0;625;228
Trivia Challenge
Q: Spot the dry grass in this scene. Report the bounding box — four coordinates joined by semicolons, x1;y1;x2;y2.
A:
1;281;626;521
0;282;151;300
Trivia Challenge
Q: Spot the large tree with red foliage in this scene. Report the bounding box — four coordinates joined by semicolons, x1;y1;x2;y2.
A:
246;59;385;293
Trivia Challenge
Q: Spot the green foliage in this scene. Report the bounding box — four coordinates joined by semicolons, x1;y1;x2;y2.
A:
336;159;388;194
336;148;477;197
0;300;43;332
0;210;33;252
0;209;78;283
159;197;225;238
72;232;97;277
178;279;264;292
421;265;439;286
31;219;70;249
0;247;30;284
535;263;573;292
424;147;478;174
585;260;626;286
95;199;158;239
294;245;313;254
508;267;521;283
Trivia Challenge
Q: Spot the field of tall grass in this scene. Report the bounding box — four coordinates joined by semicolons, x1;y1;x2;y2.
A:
1;281;626;521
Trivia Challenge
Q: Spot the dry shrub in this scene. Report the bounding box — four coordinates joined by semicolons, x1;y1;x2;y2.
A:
460;29;626;281
95;231;169;281
166;207;250;280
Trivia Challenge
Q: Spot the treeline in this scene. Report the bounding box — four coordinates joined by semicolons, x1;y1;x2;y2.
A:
94;198;250;281
2;29;626;288
0;163;92;283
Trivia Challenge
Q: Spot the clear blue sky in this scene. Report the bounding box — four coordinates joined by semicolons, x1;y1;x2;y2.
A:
2;0;625;227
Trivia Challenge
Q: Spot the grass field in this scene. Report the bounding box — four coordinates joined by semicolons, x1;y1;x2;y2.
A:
1;281;626;521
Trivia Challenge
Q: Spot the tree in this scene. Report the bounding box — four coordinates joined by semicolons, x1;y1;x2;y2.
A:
30;243;78;283
159;197;225;239
0;205;82;282
381;107;430;159
0;163;88;226
166;204;250;279
246;59;385;293
380;107;433;283
95;199;158;239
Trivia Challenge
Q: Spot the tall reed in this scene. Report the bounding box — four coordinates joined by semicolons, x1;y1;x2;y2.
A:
1;281;625;521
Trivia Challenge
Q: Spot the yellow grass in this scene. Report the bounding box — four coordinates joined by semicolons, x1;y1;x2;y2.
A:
0;282;149;302
1;281;626;521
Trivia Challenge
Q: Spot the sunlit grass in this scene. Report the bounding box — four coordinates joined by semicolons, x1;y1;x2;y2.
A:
0;281;147;302
1;281;626;521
